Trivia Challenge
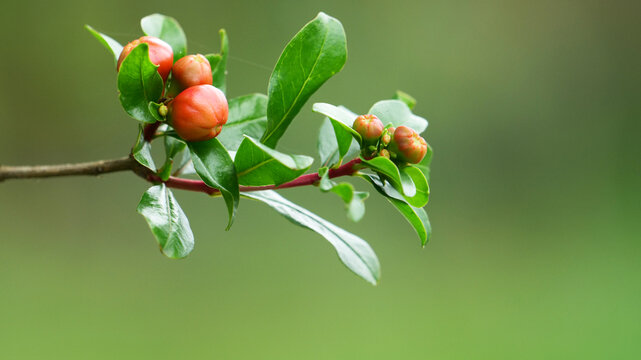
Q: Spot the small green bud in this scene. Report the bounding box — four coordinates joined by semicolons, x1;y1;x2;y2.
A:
381;127;395;146
158;104;168;117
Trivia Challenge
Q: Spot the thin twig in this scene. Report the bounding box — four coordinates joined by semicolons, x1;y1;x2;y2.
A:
0;156;137;182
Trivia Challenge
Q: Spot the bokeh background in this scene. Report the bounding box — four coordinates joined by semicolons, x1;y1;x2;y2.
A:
1;0;640;358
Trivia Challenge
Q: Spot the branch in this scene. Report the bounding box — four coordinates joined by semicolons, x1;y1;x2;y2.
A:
0;156;137;182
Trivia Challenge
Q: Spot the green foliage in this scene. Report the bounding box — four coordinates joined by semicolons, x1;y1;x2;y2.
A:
235;136;314;186
137;184;194;258
117;44;164;123
261;12;347;148
87;13;433;284
188;139;239;230
243;190;380;285
141;14;187;60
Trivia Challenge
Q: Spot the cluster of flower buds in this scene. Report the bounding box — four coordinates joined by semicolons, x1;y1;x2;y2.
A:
118;37;228;142
352;114;427;164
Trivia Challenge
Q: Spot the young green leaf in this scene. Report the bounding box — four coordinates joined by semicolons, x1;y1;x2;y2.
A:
369;100;428;133
313;103;362;162
400;165;429;208
132;125;156;171
217;94;268;151
235;136;314;186
137;184;195;259
243;190;380;285
140;13;187;59
159;136;186;181
318;118;360;168
117;43;164;123
188;138;239;229
360;174;431;246
210;29;228;93
261;12;347;148
393;90;417;110
85;25;123;63
318;167;368;222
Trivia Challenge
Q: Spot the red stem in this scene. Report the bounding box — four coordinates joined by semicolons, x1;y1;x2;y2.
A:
143;122;161;142
147;158;363;195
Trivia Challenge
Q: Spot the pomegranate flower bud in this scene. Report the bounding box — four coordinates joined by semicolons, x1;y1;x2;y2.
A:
168;85;228;142
167;54;213;97
352;114;384;143
117;36;174;81
381;127;395;146
389;125;427;164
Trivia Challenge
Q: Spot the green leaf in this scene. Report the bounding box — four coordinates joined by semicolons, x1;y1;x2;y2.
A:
235;136;314;186
261;12;347;148
147;102;165;122
85;25;123;63
137;184;195;258
400;165;429;208
159;136;186;181
313;103;362;162
132;125;155;171
361;174;431;246
318;118;360;168
117;43;164;123
140;13;187;60
318;167;368;222
217;94;268;151
393;90;417;110
243;190;380;284
188;138;240;229
211;29;229;92
369;100;428;133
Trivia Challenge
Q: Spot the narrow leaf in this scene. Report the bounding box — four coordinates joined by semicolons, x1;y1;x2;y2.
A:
137;184;195;258
132;125;155;171
141;13;187;59
318;118;360;168
393;90;417;110
361;174;431;246
159;136;186;181
261;12;347;148
217;93;268;151
188;138;240;229
318;167;367;222
211;29;229;92
369;100;428;133
413;142;433;182
243;190;380;284
85;25;123;63
313;103;362;162
117;43;164;123
235;136;314;186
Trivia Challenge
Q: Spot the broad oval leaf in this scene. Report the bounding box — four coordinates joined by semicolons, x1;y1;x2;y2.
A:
369;100;428;133
235;136;314;186
361;174;431;246
137;184;195;258
141;13;187;59
188;138;240;229
243;190;380;284
400;165;429;208
117;43;164;123
217;93;268;151
132;125;156;171
261;12;347;148
362;156;430;207
85;25;123;63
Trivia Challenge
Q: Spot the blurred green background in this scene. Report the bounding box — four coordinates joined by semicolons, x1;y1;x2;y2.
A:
1;0;640;358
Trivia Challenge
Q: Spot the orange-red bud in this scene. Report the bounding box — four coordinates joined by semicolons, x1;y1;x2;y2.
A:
168;85;228;142
353;114;384;142
167;54;213;97
117;36;174;81
389;126;427;164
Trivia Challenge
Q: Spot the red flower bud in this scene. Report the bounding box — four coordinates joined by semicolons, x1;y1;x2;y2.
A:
352;114;384;142
117;36;174;81
389;126;427;164
167;54;213;97
168;85;228;142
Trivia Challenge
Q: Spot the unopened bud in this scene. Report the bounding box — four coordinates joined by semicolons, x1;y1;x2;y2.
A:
389;125;427;164
158;104;168;117
379;149;390;159
353;114;384;143
381;127;395;146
